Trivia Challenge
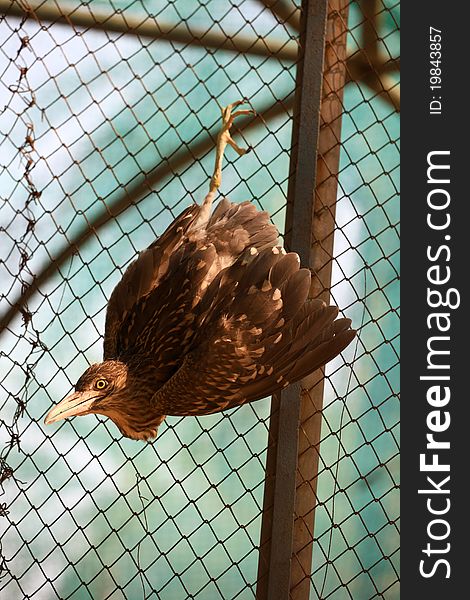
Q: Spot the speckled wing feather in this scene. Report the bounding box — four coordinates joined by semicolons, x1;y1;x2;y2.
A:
205;198;278;258
114;242;217;380
104;198;279;365
104;205;200;358
151;247;355;416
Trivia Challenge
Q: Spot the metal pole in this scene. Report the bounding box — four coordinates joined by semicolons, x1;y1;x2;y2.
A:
256;1;329;598
290;2;350;597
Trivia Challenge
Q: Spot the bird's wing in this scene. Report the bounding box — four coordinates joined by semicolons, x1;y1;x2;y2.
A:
152;247;355;416
205;198;279;261
113;242;217;377
104;205;200;358
104;199;279;360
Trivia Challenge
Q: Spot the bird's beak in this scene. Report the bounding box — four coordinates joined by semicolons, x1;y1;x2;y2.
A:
44;390;98;425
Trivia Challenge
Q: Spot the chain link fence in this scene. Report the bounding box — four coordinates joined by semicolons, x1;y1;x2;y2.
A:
0;1;399;598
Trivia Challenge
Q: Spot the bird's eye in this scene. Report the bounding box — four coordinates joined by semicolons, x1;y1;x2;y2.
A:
94;378;108;391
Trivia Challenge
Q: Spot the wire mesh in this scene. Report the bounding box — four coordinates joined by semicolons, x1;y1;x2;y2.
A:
0;1;399;598
306;2;399;598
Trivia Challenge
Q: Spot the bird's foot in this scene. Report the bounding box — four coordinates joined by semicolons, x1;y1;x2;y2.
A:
220;99;255;157
208;100;255;195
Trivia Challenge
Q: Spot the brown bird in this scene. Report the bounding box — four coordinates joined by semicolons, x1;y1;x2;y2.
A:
45;101;355;441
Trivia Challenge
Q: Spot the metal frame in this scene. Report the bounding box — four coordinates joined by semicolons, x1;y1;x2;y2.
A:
257;1;349;597
291;2;350;595
256;0;328;597
1;0;399;110
3;0;297;60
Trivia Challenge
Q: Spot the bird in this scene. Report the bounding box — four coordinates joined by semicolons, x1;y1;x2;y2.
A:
44;101;355;441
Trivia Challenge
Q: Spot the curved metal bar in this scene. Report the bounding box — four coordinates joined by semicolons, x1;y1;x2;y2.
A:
257;0;300;31
2;0;298;62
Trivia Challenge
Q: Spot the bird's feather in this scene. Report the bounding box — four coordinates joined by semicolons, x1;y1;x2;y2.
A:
104;199;279;362
104;206;200;358
151;245;355;416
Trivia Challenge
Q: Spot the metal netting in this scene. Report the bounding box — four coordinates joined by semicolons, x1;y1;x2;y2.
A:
305;3;400;598
0;1;399;598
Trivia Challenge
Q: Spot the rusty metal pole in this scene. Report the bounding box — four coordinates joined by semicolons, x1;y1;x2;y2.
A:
290;1;350;597
256;1;350;599
256;0;328;598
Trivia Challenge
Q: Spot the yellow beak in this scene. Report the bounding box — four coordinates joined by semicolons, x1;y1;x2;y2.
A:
44;390;99;425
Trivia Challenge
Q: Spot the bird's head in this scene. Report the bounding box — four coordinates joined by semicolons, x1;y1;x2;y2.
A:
44;360;164;441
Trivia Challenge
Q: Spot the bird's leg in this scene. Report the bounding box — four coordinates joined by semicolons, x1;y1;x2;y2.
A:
201;100;255;214
210;101;254;193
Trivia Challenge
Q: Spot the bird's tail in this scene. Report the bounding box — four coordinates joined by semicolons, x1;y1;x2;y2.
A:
233;248;355;403
192;245;355;408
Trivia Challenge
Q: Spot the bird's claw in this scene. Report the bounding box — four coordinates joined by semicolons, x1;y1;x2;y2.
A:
207;100;255;196
221;99;255;130
220;101;255;156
